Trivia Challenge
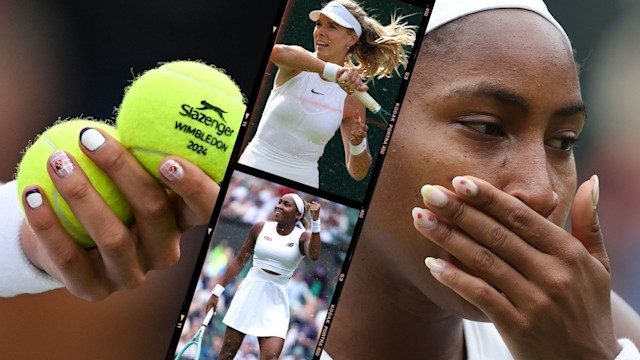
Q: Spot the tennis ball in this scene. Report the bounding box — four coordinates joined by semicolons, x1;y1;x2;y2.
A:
16;119;134;248
116;60;246;184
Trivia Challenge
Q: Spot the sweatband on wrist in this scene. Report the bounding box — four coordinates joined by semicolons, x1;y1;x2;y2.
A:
322;63;341;83
211;284;225;297
311;219;321;233
616;338;640;360
0;181;63;297
349;137;367;156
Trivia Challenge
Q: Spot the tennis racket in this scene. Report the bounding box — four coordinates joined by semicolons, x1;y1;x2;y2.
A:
174;309;214;360
339;72;391;126
352;91;391;126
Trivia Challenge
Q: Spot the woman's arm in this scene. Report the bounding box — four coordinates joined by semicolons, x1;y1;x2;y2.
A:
301;201;322;261
341;96;372;181
205;222;263;313
269;44;369;93
270;44;325;87
0;180;63;297
216;222;263;287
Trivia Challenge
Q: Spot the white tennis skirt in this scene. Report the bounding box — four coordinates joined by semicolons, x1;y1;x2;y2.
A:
222;267;291;339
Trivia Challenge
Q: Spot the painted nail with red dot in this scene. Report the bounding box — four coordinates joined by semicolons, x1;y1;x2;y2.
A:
49;150;74;177
452;176;478;197
160;159;184;182
412;207;437;229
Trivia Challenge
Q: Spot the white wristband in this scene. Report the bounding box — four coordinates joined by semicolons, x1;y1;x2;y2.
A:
349;137;367;156
616;338;640;360
311;219;321;233
211;284;225;297
322;63;341;83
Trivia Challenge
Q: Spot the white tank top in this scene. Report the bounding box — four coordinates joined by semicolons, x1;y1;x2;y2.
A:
320;320;513;359
239;71;347;187
253;221;306;277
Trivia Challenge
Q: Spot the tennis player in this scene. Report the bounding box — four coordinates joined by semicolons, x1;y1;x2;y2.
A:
320;0;640;358
206;193;321;359
239;0;416;188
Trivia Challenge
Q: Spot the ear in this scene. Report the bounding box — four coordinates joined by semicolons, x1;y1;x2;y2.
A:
348;32;358;48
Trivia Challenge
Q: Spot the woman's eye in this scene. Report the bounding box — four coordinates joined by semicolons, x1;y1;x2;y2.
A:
465;122;504;136
547;137;578;152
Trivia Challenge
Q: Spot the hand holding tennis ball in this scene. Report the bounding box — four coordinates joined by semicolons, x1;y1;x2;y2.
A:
116;60;246;184
16;119;134;248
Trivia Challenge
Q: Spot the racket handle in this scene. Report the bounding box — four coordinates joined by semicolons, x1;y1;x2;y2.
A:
353;91;382;114
338;71;381;113
203;309;215;326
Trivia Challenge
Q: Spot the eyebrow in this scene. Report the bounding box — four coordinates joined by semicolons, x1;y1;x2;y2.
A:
554;102;588;119
447;82;587;118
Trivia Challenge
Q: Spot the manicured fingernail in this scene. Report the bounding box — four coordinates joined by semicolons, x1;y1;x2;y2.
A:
49;150;74;177
592;174;599;208
412;208;437;229
160;159;184;181
421;185;448;207
452;176;478;196
425;257;444;273
80;127;106;152
25;188;44;208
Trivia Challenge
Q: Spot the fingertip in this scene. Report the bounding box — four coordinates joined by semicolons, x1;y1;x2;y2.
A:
79;127;107;152
48;150;76;178
425;256;444;274
159;158;185;183
24;187;45;209
591;174;599;208
412;207;437;229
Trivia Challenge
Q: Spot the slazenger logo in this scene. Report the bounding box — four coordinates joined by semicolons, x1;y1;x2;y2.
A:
179;100;235;137
197;100;227;122
264;236;272;241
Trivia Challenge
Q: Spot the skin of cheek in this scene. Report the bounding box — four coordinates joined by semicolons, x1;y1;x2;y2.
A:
363;102;494;321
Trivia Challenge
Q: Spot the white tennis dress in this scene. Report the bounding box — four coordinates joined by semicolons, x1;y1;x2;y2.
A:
222;221;306;339
239;71;347;188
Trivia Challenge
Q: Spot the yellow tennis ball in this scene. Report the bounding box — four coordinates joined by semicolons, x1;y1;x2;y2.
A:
16;119;134;248
116;60;246;184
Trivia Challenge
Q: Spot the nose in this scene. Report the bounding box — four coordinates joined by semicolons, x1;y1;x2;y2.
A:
500;142;559;218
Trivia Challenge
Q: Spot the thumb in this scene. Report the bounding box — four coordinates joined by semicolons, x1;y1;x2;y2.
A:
570;175;610;271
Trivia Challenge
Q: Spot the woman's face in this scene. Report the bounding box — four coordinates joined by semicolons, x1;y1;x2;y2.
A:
275;194;301;223
313;14;357;63
363;9;584;319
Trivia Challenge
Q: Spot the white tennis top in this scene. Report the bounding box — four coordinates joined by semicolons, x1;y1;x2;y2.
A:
253;221;306;277
320;320;640;359
239;71;347;188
